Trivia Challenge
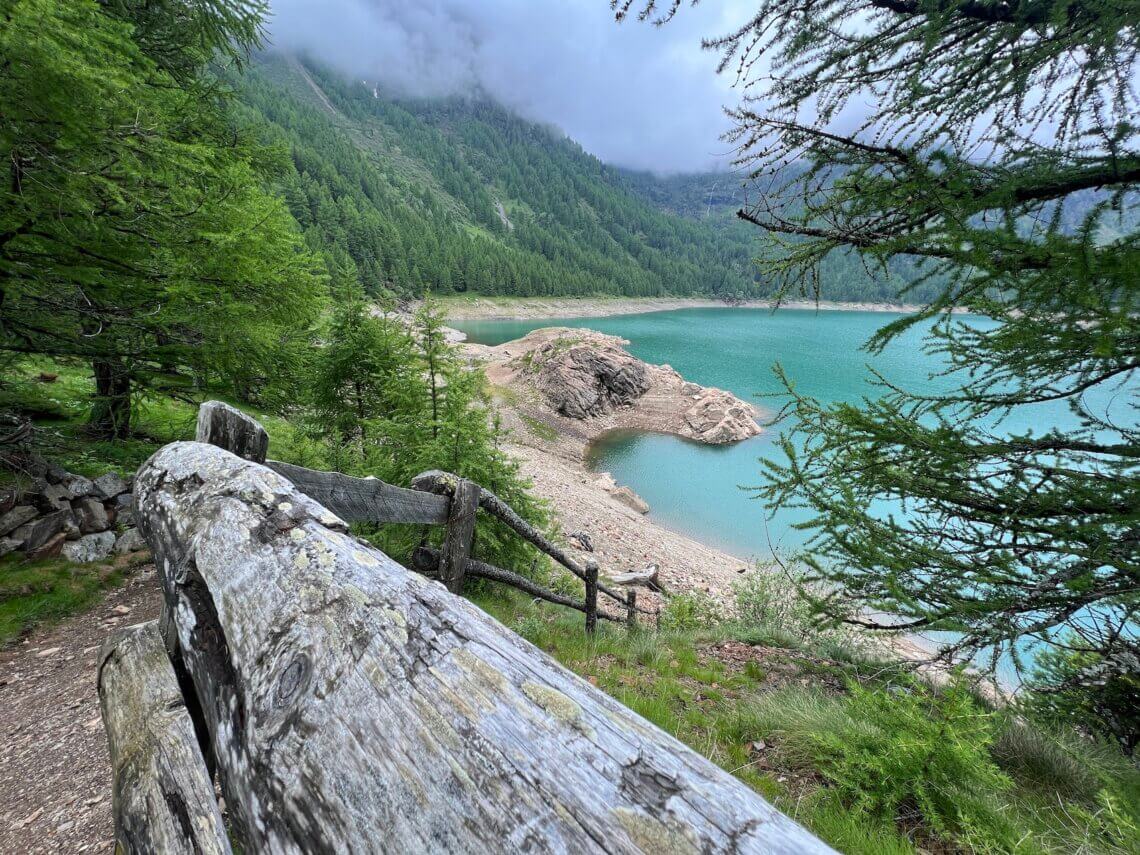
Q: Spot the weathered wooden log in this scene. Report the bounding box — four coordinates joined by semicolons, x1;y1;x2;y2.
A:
611;565;662;591
440;478;479;593
97;620;231;855
411;546;622;622
268;459;449;525
137;442;833;854
195;400;268;463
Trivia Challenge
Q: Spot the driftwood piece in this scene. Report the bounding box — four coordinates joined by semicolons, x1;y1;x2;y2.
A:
411;546;622;622
268;459;449;525
195;400;268;463
440;478;479;593
97;621;231;855
137;442;833;854
611;565;662;591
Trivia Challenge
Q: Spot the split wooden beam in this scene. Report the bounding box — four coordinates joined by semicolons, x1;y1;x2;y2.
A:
439;478;479;593
97;621;230;855
267;459;449;526
136;442;834;854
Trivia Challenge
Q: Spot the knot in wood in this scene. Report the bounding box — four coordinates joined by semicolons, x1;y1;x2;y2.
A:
275;654;310;707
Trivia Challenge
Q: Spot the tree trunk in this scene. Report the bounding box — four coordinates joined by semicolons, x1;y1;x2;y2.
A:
136;442;833;854
90;359;131;440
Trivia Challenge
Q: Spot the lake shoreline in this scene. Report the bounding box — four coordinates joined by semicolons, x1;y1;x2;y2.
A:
440;295;939;321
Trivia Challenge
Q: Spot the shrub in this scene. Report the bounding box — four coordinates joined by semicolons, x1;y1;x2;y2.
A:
659;590;723;632
1020;639;1140;758
991;717;1122;803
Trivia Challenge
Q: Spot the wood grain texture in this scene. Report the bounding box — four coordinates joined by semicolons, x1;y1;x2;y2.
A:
440;479;479;593
268;459;449;525
97;620;231;855
136;442;834;854
195;401;268;463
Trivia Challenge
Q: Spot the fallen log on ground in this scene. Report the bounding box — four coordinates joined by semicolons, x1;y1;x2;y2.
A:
611;565;662;591
135;441;833;853
97;621;230;855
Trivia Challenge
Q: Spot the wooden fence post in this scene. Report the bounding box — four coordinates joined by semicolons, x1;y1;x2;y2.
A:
584;558;599;635
195;400;268;463
626;590;637;630
440;478;479;594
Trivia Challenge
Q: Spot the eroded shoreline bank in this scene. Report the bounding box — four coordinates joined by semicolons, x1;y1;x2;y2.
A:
441;295;937;322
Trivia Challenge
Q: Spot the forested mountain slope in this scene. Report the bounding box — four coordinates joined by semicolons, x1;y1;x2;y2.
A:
241;55;938;303
239;54;760;299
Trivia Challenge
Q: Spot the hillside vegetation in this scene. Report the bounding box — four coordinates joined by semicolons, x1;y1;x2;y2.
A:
239;54;935;303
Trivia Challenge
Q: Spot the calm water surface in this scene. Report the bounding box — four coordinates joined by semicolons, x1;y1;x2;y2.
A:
457;308;987;560
456;307;1134;680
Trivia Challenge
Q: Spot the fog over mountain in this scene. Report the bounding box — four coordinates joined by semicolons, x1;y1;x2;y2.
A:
267;0;750;173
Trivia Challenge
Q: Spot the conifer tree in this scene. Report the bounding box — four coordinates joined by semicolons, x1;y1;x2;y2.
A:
0;0;321;437
618;1;1140;684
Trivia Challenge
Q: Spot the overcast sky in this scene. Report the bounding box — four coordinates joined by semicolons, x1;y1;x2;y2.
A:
267;0;751;173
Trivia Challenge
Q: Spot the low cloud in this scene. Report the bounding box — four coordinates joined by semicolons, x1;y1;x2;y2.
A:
267;0;748;173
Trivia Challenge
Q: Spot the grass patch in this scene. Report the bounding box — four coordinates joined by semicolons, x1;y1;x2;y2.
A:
468;588;1140;854
0;552;137;645
519;413;558;442
0;357;324;479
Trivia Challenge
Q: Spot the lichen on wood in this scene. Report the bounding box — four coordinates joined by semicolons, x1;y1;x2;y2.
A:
135;441;834;853
97;620;231;855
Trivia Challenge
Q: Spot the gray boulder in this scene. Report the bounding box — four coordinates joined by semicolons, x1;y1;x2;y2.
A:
112;492;135;527
34;482;72;513
12;510;70;551
113;527;148;555
61;473;95;500
0;537;23;558
611;486;650;515
0;504;38;537
73;496;110;533
62;531;116;564
92;472;128;500
535;345;650;419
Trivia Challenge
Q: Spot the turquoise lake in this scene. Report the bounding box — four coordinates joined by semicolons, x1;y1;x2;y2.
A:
456;307;1032;561
455;307;1134;680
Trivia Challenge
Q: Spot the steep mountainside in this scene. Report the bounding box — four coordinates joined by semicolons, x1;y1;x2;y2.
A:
238;54;764;299
239;54;941;303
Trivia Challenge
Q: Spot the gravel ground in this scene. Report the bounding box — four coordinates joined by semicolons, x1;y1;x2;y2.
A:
0;566;160;853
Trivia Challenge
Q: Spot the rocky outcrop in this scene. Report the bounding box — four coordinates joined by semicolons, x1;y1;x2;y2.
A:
529;339;650;418
485;327;761;446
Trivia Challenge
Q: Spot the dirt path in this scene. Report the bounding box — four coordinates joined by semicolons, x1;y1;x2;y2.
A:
0;568;160;853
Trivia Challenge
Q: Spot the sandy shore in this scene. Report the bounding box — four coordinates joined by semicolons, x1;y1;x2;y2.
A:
440;295;936;321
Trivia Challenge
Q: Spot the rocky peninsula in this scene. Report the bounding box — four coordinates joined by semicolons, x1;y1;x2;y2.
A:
462;327;764;600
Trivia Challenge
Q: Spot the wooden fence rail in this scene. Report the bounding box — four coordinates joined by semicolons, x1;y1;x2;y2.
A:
196;401;643;631
100;437;834;853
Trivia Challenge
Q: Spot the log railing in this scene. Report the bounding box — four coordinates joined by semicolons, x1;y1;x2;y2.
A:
97;432;834;853
196;400;644;631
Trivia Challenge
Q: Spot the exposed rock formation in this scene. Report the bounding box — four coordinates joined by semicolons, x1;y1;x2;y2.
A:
474;327;762;446
530;339;651;418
